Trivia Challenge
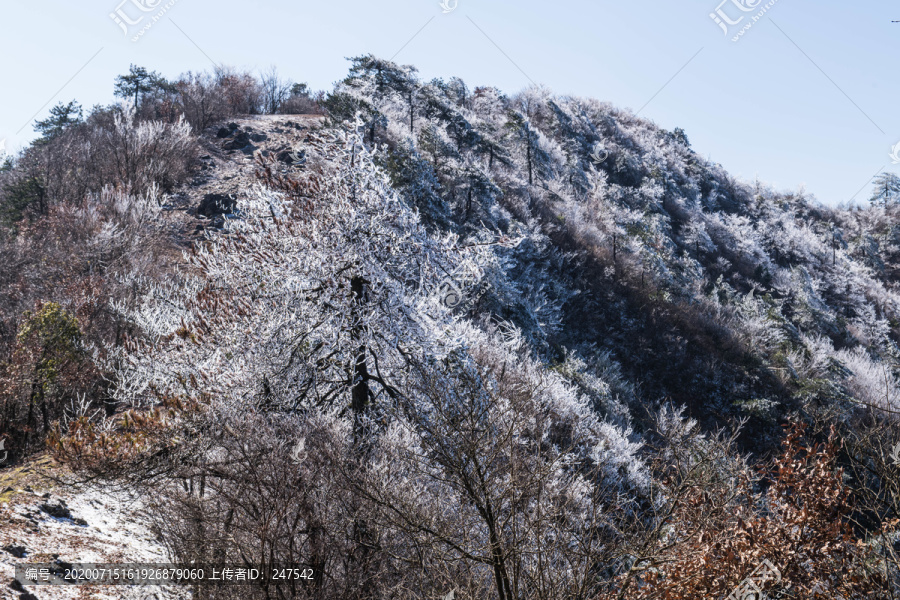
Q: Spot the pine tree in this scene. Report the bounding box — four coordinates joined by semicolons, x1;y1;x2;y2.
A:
114;64;168;110
506;111;551;186
870;172;900;207
33;100;82;141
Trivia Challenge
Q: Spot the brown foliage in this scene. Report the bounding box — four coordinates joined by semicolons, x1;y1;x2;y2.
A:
609;423;888;600
0;163;188;462
47;393;203;484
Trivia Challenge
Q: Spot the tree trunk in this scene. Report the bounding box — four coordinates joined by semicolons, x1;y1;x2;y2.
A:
489;523;513;600
832;229;836;266
24;379;38;453
612;232;618;279
40;386;48;438
526;136;533;186
350;276;371;440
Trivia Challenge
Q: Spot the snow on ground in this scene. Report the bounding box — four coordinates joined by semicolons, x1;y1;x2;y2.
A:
0;454;189;600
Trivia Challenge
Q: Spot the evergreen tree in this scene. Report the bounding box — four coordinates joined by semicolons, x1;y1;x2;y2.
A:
870;172;900;207
114;64;168;110
506;110;551;186
290;82;310;97
340;55;418;143
33;100;82;141
672;126;691;147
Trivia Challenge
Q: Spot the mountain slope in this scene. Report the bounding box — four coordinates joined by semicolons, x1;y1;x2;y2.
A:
326;56;900;452
2;58;900;599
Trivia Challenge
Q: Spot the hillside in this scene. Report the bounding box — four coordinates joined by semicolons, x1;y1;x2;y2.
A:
2;58;900;598
323;57;900;453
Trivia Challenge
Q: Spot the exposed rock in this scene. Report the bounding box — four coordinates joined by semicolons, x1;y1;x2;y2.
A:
38;501;88;526
2;545;25;558
277;148;305;165
0;455;191;599
54;557;73;572
198;193;237;218
222;131;251;150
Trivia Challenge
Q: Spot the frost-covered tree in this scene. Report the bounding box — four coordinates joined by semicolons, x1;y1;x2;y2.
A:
506;109;552;187
327;55;418;144
76;115;658;600
362;324;649;600
113;120;498;430
871;172;900;207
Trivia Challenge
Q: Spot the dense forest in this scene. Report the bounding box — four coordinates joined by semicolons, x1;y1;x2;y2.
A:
4;57;900;598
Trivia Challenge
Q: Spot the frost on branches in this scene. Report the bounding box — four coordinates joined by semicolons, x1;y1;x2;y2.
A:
114;120;500;416
100;117;650;600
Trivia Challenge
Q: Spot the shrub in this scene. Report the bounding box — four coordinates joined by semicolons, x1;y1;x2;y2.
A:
608;422;889;599
0;302;101;459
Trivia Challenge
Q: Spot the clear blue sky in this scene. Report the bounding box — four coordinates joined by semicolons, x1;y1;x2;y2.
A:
1;0;898;206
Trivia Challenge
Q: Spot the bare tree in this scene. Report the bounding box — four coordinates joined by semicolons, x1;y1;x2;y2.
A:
360;332;648;600
259;66;293;115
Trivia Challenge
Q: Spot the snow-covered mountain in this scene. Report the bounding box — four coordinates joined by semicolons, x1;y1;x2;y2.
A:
2;57;900;599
